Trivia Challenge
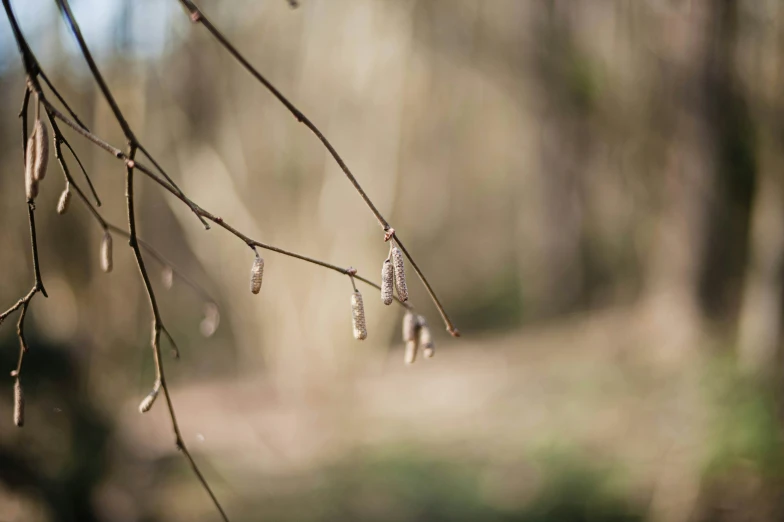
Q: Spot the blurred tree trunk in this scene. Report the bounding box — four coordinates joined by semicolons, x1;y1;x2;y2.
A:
737;146;784;376
736;1;784;377
642;1;756;364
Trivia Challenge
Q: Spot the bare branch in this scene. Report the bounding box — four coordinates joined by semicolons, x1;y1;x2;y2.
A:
176;0;459;335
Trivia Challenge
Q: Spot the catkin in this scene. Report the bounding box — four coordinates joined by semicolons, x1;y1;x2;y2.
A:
391;246;408;302
402;311;417;342
13;379;24;427
351;290;367;340
417;315;435;358
24;133;38;201
32;119;49;182
57;184;71;214
381;258;394;305
250;255;264;294
138;387;159;413
100;231;113;273
404;340;418;365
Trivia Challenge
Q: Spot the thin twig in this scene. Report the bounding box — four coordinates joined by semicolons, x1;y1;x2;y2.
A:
1;83;47;392
176;0;458;335
62;138;101;206
125;145;230;521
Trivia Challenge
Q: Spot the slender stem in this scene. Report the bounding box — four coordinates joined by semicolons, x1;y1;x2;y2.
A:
125;146;230;521
176;0;457;334
62;138;101;206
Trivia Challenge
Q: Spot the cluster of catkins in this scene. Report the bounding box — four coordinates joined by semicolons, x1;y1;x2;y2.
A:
24;116;112;274
242;243;433;363
353;244;434;363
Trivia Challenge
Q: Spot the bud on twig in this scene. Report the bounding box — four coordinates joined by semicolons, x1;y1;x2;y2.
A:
138;384;160;413
417;315;435;358
351;290;367;340
32;119;49;182
250;255;264;295
381;258;394;305
57;184;71;215
391;246;408;302
100;231;113;273
13;379;24;427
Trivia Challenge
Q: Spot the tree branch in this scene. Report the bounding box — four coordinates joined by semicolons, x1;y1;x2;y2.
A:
176;0;459;335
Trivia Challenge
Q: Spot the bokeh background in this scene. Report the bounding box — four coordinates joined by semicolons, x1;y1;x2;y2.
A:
2;0;784;520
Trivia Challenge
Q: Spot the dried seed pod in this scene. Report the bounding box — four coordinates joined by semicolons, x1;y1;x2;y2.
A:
13;379;24;427
391;246;408;302
250;255;264;294
404;340;418;365
417;315;435;358
138;386;159;413
100;231;113;273
162;266;174;290
381;258;394;305
402;311;417;342
32;119;49;182
200;302;220;337
56;184;71;214
351;290;367;340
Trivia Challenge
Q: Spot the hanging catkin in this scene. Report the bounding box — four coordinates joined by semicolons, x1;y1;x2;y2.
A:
13;379;24;427
402;311;418;364
138;387;159;413
402;311;417;342
391;246;408;302
57;184;71;214
404;339;418;364
24;132;38;202
381;258;394;305
417;315;435;358
351;290;367;340
250;255;264;294
100;231;113;273
32;119;49;182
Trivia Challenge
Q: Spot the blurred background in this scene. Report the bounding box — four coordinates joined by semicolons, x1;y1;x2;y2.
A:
1;0;784;520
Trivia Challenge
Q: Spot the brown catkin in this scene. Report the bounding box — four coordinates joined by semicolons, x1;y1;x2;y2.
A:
24;132;38;201
13;379;24;427
351;290;367;340
391;246;408;302
33;119;49;182
138;387;159;413
381;259;394;305
57;184;71;214
417;315;435;358
250;255;264;294
100;231;113;273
